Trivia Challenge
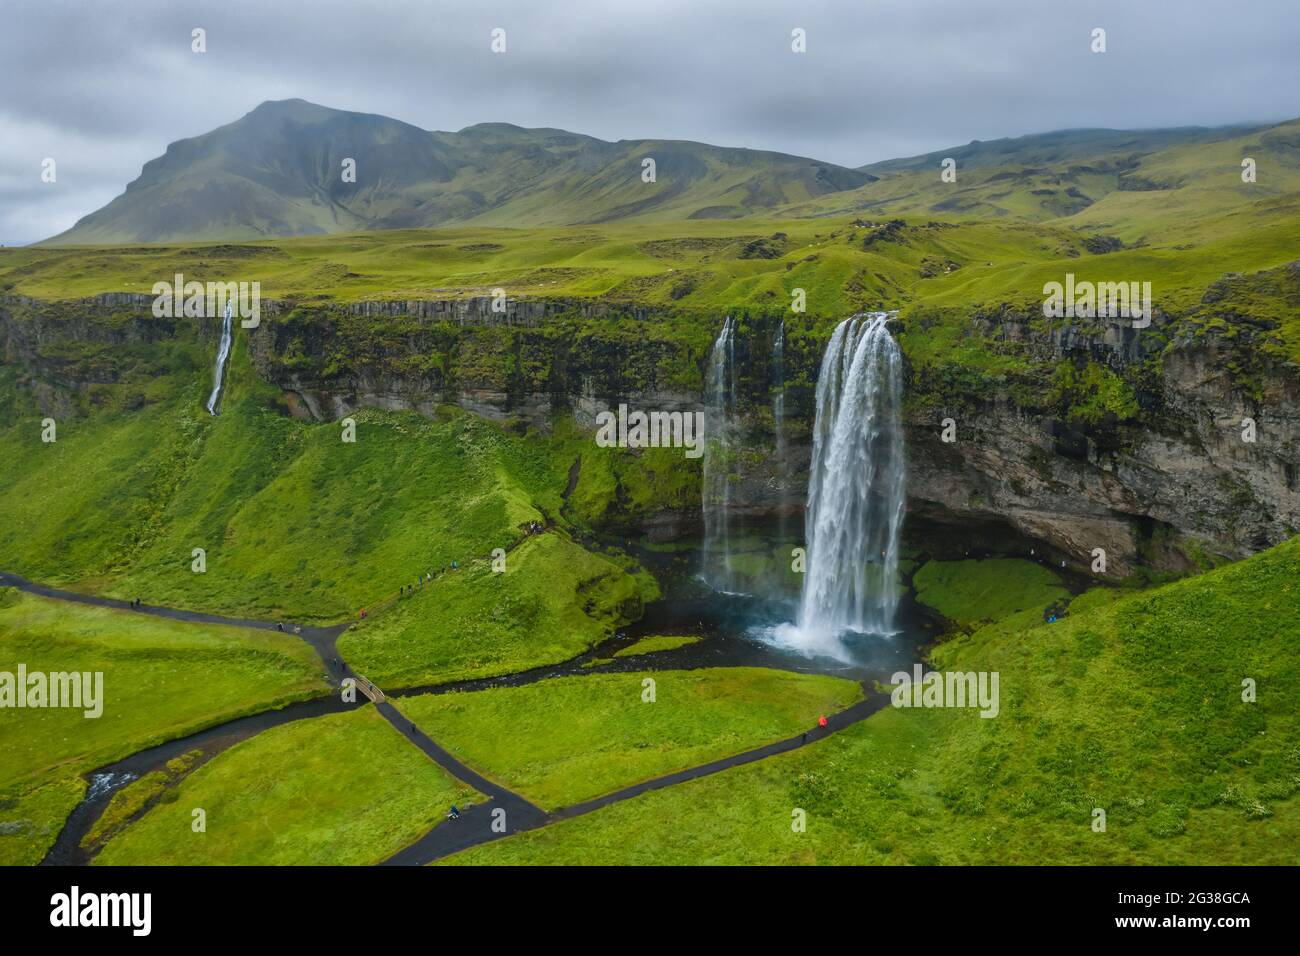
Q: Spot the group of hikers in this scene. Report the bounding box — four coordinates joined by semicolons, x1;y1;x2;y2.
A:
396;560;461;599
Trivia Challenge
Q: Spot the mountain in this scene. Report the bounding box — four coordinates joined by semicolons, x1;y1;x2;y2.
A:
44;99;875;245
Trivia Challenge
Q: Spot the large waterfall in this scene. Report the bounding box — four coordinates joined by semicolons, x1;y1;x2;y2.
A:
795;313;905;642
701;315;738;589
205;299;234;416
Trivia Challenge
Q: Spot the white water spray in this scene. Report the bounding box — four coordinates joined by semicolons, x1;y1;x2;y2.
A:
205;299;233;416
795;313;905;642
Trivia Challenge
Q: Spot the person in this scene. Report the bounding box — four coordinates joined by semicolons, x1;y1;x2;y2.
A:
359;608;367;620
451;560;459;571
801;731;808;744
448;805;460;821
276;623;283;632
818;715;828;728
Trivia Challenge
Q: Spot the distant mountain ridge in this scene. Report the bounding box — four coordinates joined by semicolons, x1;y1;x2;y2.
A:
861;124;1267;173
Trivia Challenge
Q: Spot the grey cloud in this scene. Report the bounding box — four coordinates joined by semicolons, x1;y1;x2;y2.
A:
2;0;1297;243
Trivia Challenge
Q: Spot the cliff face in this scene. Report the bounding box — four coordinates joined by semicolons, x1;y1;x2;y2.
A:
904;330;1299;575
3;292;1296;574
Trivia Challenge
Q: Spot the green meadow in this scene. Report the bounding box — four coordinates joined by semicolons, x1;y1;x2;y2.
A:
338;532;657;688
0;588;327;865
94;706;477;865
444;537;1300;864
912;558;1071;626
397;668;863;809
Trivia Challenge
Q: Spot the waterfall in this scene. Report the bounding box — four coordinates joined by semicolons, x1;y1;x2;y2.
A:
772;318;787;542
701;315;738;589
205;299;234;416
795;313;905;640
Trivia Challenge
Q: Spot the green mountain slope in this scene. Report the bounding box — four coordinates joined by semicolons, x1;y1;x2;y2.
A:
789;118;1300;228
45;99;874;245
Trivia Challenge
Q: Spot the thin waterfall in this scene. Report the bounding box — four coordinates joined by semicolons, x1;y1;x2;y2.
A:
702;315;737;589
205;299;234;416
772;318;787;543
796;313;905;639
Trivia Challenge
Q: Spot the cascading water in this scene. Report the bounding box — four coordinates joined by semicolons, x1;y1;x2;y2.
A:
205;299;234;416
794;313;905;643
701;315;738;589
772;318;787;541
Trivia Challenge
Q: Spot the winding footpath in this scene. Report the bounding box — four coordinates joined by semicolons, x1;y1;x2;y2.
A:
2;566;888;867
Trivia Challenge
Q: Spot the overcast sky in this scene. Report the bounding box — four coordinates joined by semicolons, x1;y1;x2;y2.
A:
3;0;1297;244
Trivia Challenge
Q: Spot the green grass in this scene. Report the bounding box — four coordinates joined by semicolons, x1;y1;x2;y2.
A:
0;589;327;864
94;706;477;865
613;635;702;658
104;346;559;622
396;668;863;809
444;536;1300;864
0;330;666;624
0;361;207;587
912;558;1070;625
337;532;654;688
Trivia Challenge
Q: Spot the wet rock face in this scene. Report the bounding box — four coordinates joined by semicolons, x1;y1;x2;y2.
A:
902;320;1299;572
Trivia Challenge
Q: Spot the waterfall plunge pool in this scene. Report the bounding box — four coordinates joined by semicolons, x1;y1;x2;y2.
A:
608;532;939;686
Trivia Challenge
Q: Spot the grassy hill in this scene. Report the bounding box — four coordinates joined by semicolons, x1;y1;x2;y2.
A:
0;319;661;629
791;119;1300;229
